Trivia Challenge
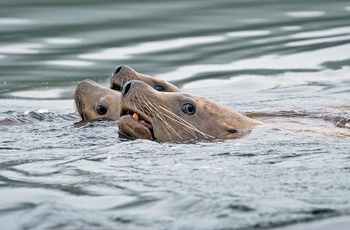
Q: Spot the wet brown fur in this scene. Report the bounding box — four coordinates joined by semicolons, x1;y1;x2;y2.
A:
109;65;180;92
118;80;262;141
75;80;121;121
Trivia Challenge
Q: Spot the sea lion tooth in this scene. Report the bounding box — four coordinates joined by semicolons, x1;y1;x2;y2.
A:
132;113;139;121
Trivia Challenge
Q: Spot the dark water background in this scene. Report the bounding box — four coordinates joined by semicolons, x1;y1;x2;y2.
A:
1;0;350;229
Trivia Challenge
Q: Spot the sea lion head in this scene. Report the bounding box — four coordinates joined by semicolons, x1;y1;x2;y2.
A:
109;65;180;92
75;79;120;121
75;66;180;122
118;80;261;141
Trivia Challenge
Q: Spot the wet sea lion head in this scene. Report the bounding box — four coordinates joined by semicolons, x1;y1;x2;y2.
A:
75;79;120;121
118;80;261;142
109;65;180;92
74;66;180;122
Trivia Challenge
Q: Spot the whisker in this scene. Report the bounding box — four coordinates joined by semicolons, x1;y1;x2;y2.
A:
146;97;211;139
156;103;214;139
156;107;199;139
130;91;214;140
143;93;184;141
140;93;178;141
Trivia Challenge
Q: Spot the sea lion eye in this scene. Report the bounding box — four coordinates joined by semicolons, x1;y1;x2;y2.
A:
182;103;195;115
154;84;165;91
97;104;108;115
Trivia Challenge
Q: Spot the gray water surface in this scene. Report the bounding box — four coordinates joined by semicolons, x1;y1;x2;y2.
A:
1;0;350;229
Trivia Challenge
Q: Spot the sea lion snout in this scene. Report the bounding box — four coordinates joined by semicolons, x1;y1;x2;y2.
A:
74;80;97;119
121;80;144;97
109;65;141;91
75;79;97;91
121;81;132;97
112;65;123;75
110;65;138;91
109;65;181;92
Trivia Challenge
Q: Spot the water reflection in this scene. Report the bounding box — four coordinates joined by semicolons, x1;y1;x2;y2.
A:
0;43;44;54
46;60;94;67
286;34;350;47
0;18;35;25
157;43;350;82
226;30;271;37
291;26;350;39
10;89;69;99
79;36;225;60
281;26;302;31
286;11;325;18
45;38;82;45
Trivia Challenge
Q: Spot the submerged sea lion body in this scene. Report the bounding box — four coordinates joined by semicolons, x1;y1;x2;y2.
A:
118;80;262;141
75;66;180;122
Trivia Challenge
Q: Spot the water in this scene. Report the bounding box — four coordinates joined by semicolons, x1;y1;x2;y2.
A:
1;0;350;229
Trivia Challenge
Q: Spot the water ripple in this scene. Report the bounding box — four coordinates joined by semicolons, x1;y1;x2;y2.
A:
79;35;225;60
0;18;35;25
287;34;350;47
45;38;82;45
46;60;94;67
286;11;325;18
226;30;271;37
0;43;44;54
291;26;350;39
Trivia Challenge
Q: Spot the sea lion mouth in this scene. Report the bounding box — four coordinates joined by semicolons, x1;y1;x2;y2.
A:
121;110;153;129
119;108;155;139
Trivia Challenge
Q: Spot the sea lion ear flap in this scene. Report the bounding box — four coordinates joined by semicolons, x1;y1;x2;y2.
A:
227;128;239;134
222;126;241;138
225;124;239;134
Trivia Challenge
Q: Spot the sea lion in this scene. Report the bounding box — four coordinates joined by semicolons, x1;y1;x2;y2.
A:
118;80;262;141
109;65;180;92
75;66;180;121
75;79;121;121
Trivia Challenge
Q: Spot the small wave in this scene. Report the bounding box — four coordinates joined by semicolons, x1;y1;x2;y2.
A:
0;18;35;25
0;147;21;150
0;43;44;54
286;11;325;18
324;115;350;129
0;110;77;125
79;35;225;60
25;110;77;122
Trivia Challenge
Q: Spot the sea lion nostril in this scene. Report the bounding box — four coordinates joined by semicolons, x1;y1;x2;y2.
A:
113;65;123;75
121;81;132;97
111;83;121;91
